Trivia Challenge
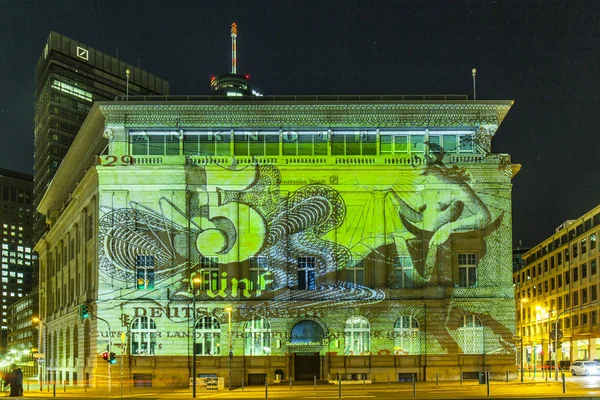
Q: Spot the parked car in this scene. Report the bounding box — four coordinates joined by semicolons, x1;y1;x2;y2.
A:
570;361;600;376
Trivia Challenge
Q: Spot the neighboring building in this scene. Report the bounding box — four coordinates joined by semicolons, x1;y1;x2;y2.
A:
7;294;38;378
515;205;600;370
36;95;518;388
0;169;34;353
33;31;169;243
513;245;530;273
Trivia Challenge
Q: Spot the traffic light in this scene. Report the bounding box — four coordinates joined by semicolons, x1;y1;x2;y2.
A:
109;352;116;364
102;351;109;362
80;304;89;319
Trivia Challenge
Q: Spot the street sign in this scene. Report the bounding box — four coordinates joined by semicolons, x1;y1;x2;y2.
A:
550;329;563;341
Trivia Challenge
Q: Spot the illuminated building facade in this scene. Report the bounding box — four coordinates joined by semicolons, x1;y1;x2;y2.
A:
36;95;518;388
0;169;34;353
34;31;169;243
515;205;600;369
7;294;38;378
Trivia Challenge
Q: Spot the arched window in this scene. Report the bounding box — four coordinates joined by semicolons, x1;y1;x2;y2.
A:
457;314;483;354
131;316;157;355
195;316;221;356
394;316;420;354
345;316;370;355
244;317;271;356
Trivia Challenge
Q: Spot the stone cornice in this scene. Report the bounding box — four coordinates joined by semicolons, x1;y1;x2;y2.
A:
98;101;512;128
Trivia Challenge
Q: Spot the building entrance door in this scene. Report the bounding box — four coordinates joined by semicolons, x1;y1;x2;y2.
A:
294;353;320;381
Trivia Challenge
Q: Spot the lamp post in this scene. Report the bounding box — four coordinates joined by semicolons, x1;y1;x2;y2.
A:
32;317;45;390
535;306;552;380
125;69;130;100
519;299;528;382
225;307;232;390
191;275;201;398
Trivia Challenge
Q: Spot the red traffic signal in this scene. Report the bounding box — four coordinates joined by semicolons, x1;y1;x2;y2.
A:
102;351;109;362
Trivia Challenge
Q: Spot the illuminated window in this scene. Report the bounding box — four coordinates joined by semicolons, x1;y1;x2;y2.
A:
135;255;155;290
581;238;587;254
391;256;414;288
130;317;156;355
249;257;270;290
346;260;364;286
244;317;271;356
458;253;477;287
380;134;408;154
393;316;420;355
234;131;279;156
457;315;483;354
199;257;219;291
344;316;370;355
194;316;221;356
130;132;180;156
297;257;316;290
332;131;376;156
591;233;597;250
183;131;231;156
282;132;328;156
51;80;92;102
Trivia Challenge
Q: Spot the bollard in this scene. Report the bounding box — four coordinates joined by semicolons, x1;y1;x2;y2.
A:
338;373;341;399
412;374;416;398
314;376;316;390
363;375;366;389
241;377;244;391
388;374;390;388
265;381;268;398
506;370;509;383
27;380;29;391
290;376;292;390
460;372;463;385
63;380;66;392
486;372;490;397
53;382;56;398
436;372;439;386
562;372;566;394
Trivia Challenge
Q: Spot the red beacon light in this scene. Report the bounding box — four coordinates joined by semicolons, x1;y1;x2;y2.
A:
245;74;250;79
102;351;109;362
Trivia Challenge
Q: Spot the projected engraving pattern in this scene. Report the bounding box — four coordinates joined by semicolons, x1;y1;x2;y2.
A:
97;152;513;358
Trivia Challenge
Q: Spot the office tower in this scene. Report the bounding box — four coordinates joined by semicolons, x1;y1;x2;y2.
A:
0;169;34;353
33;31;169;243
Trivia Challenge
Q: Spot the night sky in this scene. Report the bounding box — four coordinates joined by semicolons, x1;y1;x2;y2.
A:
1;0;598;247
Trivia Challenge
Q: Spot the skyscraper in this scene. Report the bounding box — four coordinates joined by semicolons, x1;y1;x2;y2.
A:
33;31;169;242
0;169;34;353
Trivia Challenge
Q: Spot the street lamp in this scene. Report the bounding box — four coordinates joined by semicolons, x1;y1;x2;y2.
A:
191;275;201;399
225;307;232;390
519;299;528;382
535;306;552;380
32;317;45;390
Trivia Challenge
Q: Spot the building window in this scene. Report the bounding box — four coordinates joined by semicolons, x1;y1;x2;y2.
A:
581;263;588;279
592;259;597;276
573;291;579;307
572;244;578;259
591;233;597;250
573;268;579;283
194;316;221;356
457;314;484;354
249;256;269;290
592;310;598;325
136;255;155;290
393;316;420;355
582;288;588;304
282;132;328;156
344;316;370;355
332;131;376;156
244;317;271;356
200;257;219;291
233;131;279;156
391;256;414;289
592;285;598;302
183;131;231;156
131;317;157;355
131;131;180;156
346;260;365;286
297;257;316;290
581;238;587;254
458;253;477;287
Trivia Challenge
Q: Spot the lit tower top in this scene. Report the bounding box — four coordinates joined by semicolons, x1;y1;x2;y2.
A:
231;22;237;74
210;22;260;96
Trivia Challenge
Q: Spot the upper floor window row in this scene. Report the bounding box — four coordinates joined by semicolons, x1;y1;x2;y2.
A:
128;130;477;157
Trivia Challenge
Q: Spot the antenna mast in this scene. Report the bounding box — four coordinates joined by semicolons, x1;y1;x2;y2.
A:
231;23;238;74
